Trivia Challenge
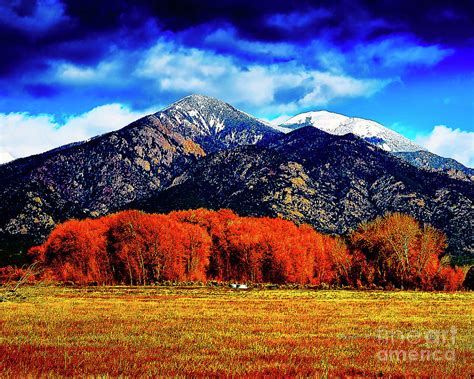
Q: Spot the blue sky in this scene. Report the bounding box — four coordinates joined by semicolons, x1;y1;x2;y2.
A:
0;0;473;165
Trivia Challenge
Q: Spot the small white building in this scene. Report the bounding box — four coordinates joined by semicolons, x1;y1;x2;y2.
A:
230;283;248;289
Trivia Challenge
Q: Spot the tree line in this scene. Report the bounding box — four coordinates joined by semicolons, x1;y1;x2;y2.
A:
21;209;465;290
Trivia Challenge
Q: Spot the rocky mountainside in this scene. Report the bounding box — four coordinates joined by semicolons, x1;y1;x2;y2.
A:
0;95;279;262
158;95;277;152
134;127;473;264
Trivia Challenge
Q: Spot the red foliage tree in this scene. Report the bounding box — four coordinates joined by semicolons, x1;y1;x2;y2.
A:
31;217;111;284
106;211;210;284
349;213;459;290
27;209;463;290
170;209;237;280
434;267;465;291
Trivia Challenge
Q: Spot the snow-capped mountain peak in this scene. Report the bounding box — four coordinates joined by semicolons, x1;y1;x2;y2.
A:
154;94;279;152
280;110;425;153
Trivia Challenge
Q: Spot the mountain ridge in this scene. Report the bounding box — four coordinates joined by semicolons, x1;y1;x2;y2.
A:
280;110;425;152
0;95;280;264
278;109;472;177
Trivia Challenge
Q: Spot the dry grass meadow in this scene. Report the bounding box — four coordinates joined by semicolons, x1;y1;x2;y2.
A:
0;286;473;377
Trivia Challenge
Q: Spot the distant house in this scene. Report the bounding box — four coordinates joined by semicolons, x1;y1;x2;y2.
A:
230;283;248;289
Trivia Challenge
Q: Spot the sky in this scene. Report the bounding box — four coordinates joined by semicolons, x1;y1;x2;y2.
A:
0;0;473;166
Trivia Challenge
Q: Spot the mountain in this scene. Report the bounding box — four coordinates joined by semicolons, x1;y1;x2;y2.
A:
134;127;474;264
0;95;279;263
280;110;424;152
279;110;473;178
1;95;472;266
158;94;277;152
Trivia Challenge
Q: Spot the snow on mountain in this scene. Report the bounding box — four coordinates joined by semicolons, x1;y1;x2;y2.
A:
0;151;14;164
155;94;279;152
280;110;425;153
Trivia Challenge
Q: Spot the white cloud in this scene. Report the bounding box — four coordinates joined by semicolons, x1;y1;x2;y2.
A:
355;36;453;69
0;151;14;164
298;35;452;76
0;104;153;161
135;39;389;109
55;60;127;87
42;36;392;116
298;71;390;107
136;40;280;106
415;125;474;167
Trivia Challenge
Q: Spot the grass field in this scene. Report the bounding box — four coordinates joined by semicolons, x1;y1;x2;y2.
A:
0;286;473;377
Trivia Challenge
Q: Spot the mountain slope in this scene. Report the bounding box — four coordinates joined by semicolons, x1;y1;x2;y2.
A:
0;117;205;257
0;95;280;262
135;127;474;264
1;96;472;266
394;151;474;180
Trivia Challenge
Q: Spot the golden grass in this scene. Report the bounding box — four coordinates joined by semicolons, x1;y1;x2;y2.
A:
0;286;473;377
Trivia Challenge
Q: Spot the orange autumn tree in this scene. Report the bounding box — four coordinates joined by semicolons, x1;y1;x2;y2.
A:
169;210;320;284
31;210;211;285
106;211;211;284
322;236;352;286
29;209;346;285
170;209;384;287
31;217;112;284
28;208;463;289
350;213;462;290
224;218;317;284
180;222;212;282
169;209;238;280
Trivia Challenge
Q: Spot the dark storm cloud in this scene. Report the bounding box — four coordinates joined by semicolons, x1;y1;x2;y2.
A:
1;0;472;77
0;0;469;114
0;0;162;76
358;0;474;45
119;0;474;45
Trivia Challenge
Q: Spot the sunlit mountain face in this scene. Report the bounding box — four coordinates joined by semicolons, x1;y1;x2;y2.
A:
0;0;473;167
